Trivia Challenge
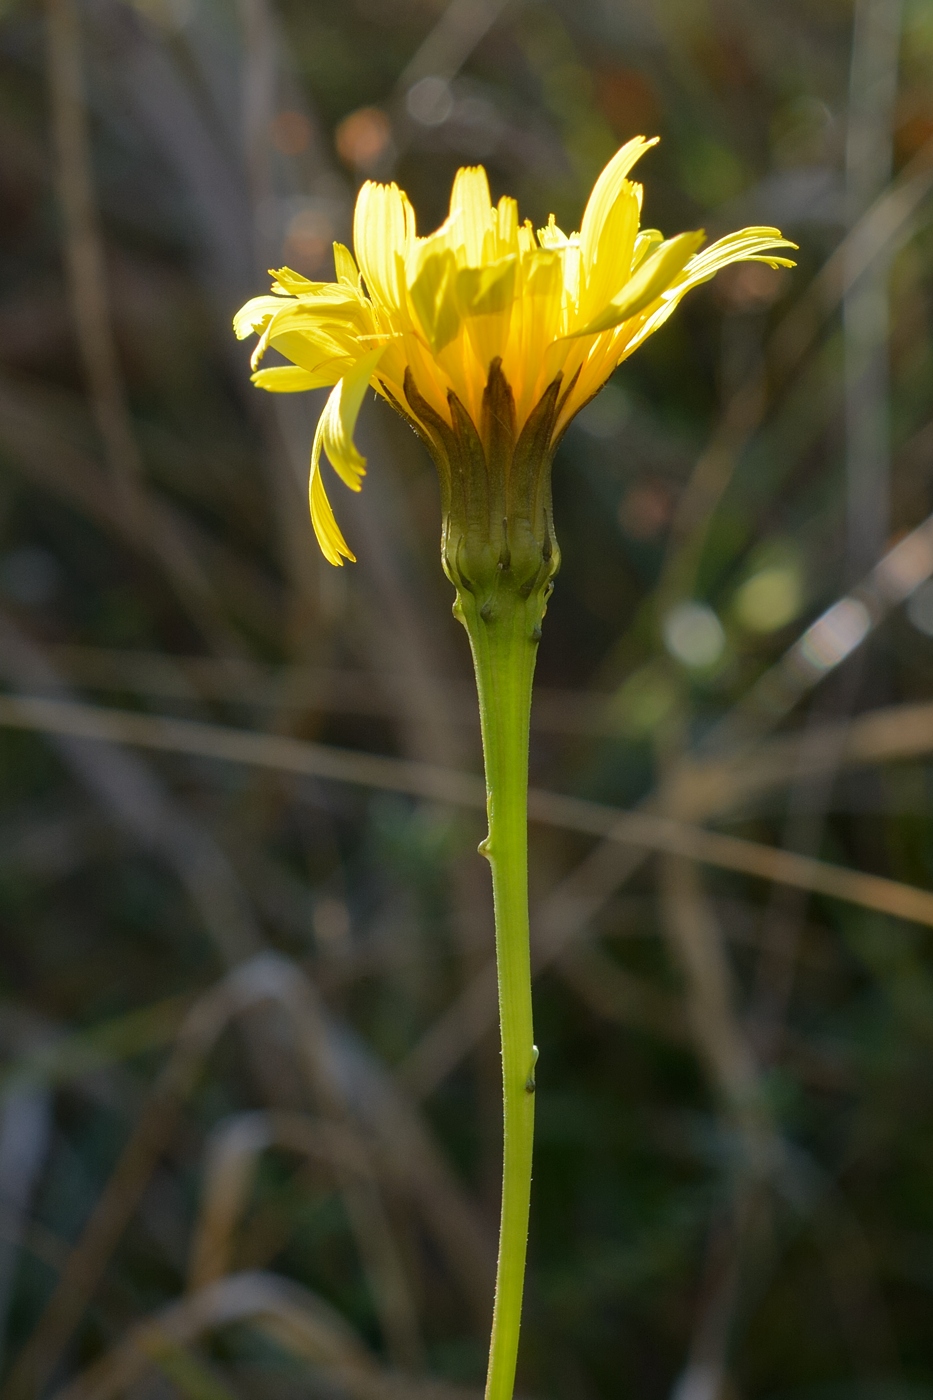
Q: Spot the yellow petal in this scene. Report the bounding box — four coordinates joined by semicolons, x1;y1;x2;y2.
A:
276;285;368;314
620;229;797;360
318;345;386;490
268;328;358;374
333;242;361;289
449;166;494;265
456;257;517;373
494;196;519;255
517;220;537;257
309;461;355;566
308;347;385;565
455;256;516;317
268;266;321;295
510;249;564;418
632;228;664;267
571;230;705;337
410;249;461;352
249;289;370;368
578;136;659;269
537;215;570;249
678;227;798;284
578;183;641;324
251;364;343;392
233;295;286;340
353;181;416;311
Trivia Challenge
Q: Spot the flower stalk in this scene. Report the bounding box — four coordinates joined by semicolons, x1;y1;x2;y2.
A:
416;361;560;1399
462;581;539;1400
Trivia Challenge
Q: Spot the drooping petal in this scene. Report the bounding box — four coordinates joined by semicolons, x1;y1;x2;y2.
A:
308;346;386;565
578;136;659;270
317;345;387;490
262;324;358;375
353;181;416;312
309;460;355;566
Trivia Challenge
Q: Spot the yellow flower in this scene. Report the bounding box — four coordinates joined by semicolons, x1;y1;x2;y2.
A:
234;136;795;567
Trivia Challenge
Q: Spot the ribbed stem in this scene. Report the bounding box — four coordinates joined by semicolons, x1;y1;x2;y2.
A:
457;586;540;1400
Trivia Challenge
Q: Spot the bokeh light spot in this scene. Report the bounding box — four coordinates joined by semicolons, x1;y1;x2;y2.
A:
734;565;802;632
663;600;726;669
406;76;454;127
335;106;393;171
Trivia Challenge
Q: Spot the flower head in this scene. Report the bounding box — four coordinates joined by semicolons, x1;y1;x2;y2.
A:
235;137;795;567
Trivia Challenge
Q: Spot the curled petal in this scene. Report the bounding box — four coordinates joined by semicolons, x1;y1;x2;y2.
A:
310;465;355;567
233;295;286;340
308;347;386;565
683;226;798;283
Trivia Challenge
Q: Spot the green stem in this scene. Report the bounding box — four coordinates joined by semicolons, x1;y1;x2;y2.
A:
458;586;540;1400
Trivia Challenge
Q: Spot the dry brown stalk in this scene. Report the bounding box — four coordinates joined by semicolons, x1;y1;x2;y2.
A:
2;957;429;1400
657;856;769;1144
0;376;282;642
0;693;929;930
44;0;245;657
660;125;933;614
187;1112;376;1289
46;1271;481;1400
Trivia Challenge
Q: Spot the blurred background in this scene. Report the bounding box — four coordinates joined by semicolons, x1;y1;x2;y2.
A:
2;0;933;1396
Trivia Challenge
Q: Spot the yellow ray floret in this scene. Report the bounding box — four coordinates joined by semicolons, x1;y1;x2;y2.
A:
234;136;796;565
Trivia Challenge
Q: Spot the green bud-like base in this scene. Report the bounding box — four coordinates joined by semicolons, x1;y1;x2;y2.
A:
398;357;562;614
